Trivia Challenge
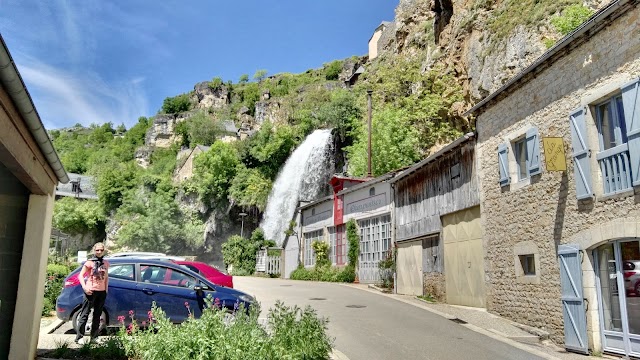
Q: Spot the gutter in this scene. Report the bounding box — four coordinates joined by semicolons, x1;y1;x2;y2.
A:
0;34;69;183
390;132;475;184
464;0;630;117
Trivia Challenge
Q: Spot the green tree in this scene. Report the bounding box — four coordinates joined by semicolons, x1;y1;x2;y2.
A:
228;165;273;211
115;189;204;253
94;161;140;213
239;74;249;84
181;111;223;147
245;122;298;179
324;60;342;80
188;141;240;204
221;234;261;274
253;69;268;82
161;94;192;114
209;77;223;91
346;106;421;177
52;197;105;236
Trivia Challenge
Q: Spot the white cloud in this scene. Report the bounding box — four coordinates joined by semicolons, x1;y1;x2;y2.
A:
18;56;149;129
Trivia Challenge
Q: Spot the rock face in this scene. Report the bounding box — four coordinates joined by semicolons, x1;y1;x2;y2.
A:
192;81;230;109
254;101;288;126
145;111;196;148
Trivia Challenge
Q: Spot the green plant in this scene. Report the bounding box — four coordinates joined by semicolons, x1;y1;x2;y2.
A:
161;93;192;114
418;294;436;303
378;247;396;289
290;264;355;283
239;74;249;83
253;69;268;82
551;4;593;36
209;77;224;91
346;219;359;266
311;240;330;268
117;300;332;360
43;262;71;316
543;37;556;49
324;60;342;80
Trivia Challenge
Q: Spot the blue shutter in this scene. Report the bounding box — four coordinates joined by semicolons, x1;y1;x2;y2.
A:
569;107;593;200
621;78;640;186
526;127;541;176
558;244;588;354
498;143;510;186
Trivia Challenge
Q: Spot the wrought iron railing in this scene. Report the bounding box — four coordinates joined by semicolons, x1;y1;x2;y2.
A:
596;143;632;195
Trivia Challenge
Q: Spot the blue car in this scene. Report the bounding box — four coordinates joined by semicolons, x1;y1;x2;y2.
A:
56;258;255;334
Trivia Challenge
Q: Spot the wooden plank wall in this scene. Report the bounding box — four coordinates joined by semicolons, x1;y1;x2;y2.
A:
395;141;478;241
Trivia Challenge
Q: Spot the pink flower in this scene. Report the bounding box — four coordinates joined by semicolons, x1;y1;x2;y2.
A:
141;321;146;327
117;316;125;324
128;310;134;316
147;310;153;319
184;301;190;308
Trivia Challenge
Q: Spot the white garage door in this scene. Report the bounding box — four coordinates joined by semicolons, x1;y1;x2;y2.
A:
442;206;485;308
396;239;423;296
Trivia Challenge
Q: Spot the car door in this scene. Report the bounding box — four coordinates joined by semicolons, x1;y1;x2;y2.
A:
104;262;138;326
135;264;199;324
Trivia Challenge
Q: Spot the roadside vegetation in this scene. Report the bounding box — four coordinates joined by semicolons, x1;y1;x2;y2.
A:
45;300;333;360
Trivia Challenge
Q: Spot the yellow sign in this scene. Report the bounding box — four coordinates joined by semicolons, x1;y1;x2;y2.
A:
542;137;567;171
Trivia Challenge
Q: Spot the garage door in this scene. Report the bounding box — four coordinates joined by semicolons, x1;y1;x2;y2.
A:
396;239;423;296
442;206;485;308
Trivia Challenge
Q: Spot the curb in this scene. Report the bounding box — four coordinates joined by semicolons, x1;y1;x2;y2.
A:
330;348;350;360
41;319;66;335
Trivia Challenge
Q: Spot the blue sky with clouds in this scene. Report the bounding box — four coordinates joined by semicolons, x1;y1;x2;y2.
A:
0;1;397;129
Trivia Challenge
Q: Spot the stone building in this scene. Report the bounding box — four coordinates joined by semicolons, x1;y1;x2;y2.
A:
174;145;210;182
466;0;640;356
391;133;481;304
368;21;391;61
0;34;69;360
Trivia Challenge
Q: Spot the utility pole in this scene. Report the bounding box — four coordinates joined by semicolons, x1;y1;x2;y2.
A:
239;212;247;238
367;89;373;178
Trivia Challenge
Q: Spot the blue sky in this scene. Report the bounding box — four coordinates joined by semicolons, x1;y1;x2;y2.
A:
0;1;396;129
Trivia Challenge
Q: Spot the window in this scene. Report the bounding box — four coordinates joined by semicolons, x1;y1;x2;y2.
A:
108;264;135;281
498;127;541;187
514;138;528;181
311;208;316;216
327;225;347;265
328;227;337;264
357;214;391;265
303;229;323;267
369;187;375;196
570;79;640;199
142;265;196;288
519;255;536;276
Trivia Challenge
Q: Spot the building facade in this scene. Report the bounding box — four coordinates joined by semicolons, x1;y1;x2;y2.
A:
469;0;640;356
0;35;68;360
392;134;482;305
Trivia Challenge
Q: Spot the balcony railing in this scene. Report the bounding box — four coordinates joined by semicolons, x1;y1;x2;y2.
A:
596;143;632;195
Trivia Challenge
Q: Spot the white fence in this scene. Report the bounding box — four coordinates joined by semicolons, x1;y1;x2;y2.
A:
256;248;282;275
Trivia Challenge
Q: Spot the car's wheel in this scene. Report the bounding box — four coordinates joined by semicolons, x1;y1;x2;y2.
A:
71;309;108;336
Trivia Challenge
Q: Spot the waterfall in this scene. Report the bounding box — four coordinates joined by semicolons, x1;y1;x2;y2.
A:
261;129;333;246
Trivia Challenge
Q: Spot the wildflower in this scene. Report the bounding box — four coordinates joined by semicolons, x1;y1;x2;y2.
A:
128;310;134;317
141;321;147;327
147;310;153;319
117;316;125;324
184;301;190;308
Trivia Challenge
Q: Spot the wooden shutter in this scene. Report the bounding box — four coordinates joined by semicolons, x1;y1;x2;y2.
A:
569;107;593;200
498;143;510;186
622;78;640;186
526;127;541;176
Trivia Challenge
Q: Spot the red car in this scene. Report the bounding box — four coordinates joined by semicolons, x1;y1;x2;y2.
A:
174;261;233;288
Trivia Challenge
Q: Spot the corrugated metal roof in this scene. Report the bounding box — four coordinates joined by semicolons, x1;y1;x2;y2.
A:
56;173;97;199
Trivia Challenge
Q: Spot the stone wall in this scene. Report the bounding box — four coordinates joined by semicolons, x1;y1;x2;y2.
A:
423;273;446;302
475;4;640;344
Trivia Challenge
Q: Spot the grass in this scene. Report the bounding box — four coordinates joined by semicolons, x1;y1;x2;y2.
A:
417;294;436;303
46;337;127;360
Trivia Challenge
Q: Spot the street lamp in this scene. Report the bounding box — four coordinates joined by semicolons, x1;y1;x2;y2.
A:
239;212;248;238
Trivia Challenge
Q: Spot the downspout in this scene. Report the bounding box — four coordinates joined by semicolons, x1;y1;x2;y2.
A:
0;34;69;184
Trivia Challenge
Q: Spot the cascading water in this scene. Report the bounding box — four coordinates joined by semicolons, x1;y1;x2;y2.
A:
261;129;333;246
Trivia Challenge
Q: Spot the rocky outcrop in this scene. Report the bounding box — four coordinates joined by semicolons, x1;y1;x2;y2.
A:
134;146;153;168
192;81;230;109
254;101;288;126
145;111;197;148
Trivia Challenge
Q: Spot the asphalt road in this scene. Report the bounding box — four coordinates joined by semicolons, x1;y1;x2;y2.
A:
233;277;543;360
49;277;545;359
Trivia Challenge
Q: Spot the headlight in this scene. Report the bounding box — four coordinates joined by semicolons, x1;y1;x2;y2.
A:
238;294;254;303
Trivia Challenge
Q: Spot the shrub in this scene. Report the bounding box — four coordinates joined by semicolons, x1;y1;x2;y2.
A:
161;93;192;114
118;300;333;360
43;262;71;316
290;264;355;283
311;240;330;268
324;60;342;80
551;4;593;36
